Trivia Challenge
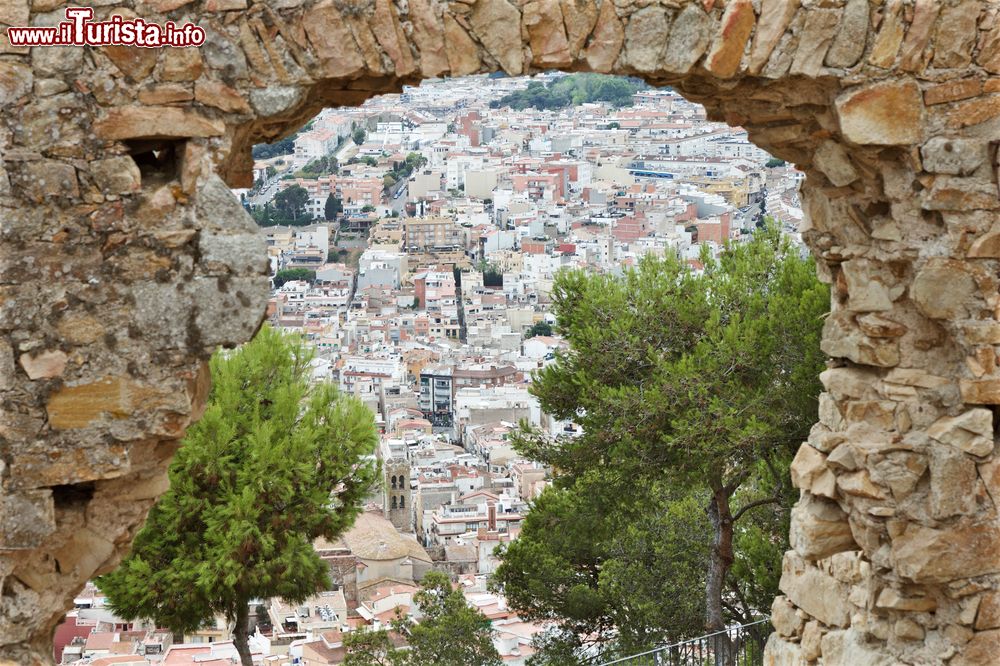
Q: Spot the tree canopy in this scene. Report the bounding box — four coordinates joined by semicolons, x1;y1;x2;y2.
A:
490;74;645;111
273;268;316;287
252;137;294;159
98;326;379;666
274;185;310;223
345;572;502;666
493;226;828;662
325;194;343;221
524;321;552;338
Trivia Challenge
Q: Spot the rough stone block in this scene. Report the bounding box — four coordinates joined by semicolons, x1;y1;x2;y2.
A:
892;521;1000;582
704;0;754;79
779;550;852;627
0;490;54;550
835;80;925;145
790;493;858;559
93;106;225;140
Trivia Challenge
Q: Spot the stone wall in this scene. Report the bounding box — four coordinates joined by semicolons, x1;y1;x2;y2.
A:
1;0;997;664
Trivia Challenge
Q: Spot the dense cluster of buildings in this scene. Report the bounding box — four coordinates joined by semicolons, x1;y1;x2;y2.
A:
58;74;800;665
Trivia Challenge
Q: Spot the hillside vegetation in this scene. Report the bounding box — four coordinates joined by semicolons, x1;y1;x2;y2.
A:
490;74;646;111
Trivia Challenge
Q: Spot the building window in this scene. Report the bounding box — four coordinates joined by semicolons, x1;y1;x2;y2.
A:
391;496;398;510
399;496;405;509
391;475;397;489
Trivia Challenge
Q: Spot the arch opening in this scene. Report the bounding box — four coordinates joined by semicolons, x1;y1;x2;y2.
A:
2;1;999;664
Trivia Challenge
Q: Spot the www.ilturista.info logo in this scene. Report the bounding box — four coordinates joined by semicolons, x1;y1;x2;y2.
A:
7;7;205;47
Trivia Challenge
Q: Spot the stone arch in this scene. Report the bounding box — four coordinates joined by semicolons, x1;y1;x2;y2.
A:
2;0;999;663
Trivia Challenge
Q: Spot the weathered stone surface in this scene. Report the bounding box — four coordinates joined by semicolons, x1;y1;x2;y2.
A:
584;0;625;73
927;409;994;457
623;6;671;74
704;0;754;79
812;139;858;187
90;156;142;195
524;0;572;68
18;349;66;380
946;94;1000;129
898;0;941;71
932;0;979;69
0;62;33;106
825;0;868;68
763;633;803;666
103;46;159;82
876;587;937;612
976;591;1000;630
204;0;247;9
560;0;598;57
93;106;225;140
46;376;177;430
822;312;900;367
968;226;1000;257
952;630;1000;666
892;522;1000;582
979;18;1000;73
790;493;857;559
857;313;907;338
961;379;1000;405
748;0;798;74
924;176;1000;211
469;0;523;76
0;490;54;550
194;79;251;114
800;621;822;660
930;447;980;518
408;0;449;77
779;551;851;627
921;137;985;175
442;14;481;77
771;596;804;638
660;3;712;75
0;0;29;25
820;629;898;666
910;260;978;320
138;83;194;105
924;78;982;106
303;1;365;79
869;0;905;68
838;469;887;499
841;259;898;312
12;160;79;201
789;8;839;77
790;443;827;489
160;47;203;82
836;80;925;145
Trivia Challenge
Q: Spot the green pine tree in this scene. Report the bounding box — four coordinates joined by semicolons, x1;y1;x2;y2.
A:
344;572;502;666
494;224;828;660
98;326;379;666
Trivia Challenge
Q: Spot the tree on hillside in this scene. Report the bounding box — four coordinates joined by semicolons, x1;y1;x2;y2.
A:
495;481;709;663
524;321;552;338
353;128;366;145
98;326;379;666
325;194;343;221
273;268;316;287
274;185;310;224
252;137;294;159
493;226;828;659
344;572;502;666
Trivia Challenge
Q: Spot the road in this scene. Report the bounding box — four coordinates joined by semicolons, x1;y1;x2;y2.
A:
248;175;281;207
389;182;408;217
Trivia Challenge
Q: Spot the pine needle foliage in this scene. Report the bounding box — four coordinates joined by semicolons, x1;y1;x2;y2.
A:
98;325;379;665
